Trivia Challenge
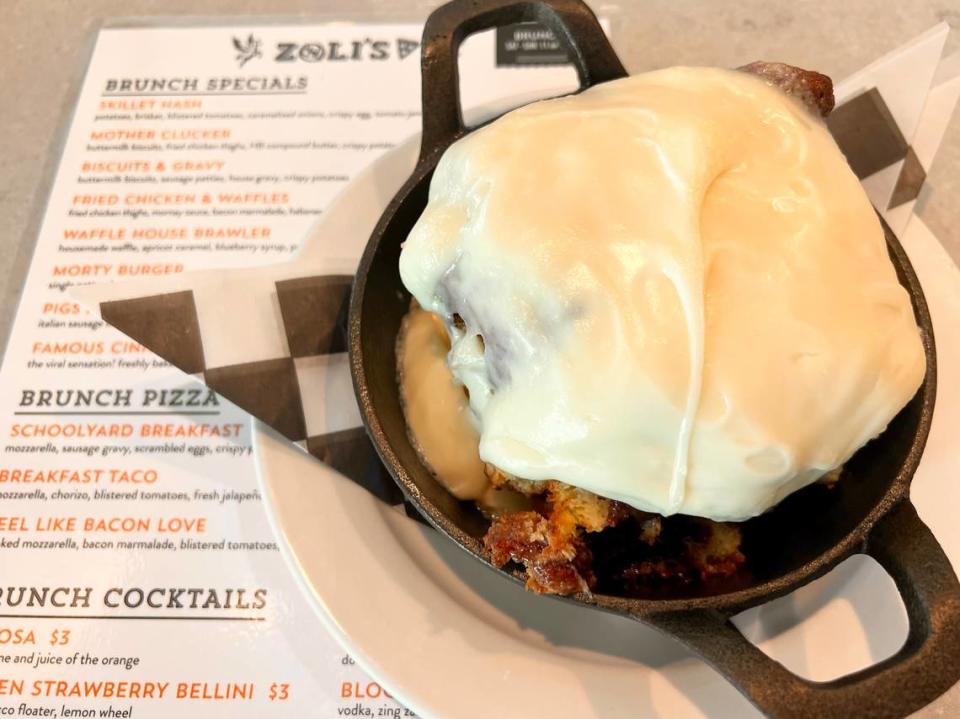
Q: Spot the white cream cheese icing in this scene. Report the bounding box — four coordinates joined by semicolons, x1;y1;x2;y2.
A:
398;67;926;521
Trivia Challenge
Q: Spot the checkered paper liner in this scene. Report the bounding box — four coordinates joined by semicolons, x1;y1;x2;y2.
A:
80;258;406;506
76;26;959;504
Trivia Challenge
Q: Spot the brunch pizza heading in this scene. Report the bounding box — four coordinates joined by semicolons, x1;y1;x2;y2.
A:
18;387;219;409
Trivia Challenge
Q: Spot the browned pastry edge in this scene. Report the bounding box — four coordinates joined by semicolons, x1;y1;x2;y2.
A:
738;61;835;117
483;470;745;595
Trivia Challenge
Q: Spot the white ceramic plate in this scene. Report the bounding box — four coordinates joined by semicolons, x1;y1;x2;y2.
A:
254;114;960;718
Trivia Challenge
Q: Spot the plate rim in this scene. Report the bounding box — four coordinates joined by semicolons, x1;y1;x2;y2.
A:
253;113;960;719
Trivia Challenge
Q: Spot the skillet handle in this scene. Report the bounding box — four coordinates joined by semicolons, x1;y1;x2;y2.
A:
418;0;626;163
645;501;960;719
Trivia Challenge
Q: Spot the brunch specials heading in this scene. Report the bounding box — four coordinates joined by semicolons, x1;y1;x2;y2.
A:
0;586;268;611
103;76;309;94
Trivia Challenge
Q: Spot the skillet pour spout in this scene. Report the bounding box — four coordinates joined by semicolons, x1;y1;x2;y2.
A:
347;0;960;716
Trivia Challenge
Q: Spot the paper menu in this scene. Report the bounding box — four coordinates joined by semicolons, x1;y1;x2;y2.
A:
0;22;574;717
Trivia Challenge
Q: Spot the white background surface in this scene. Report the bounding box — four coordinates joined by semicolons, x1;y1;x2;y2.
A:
0;2;957;717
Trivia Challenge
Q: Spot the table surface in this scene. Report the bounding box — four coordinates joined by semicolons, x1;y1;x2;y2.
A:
1;1;958;717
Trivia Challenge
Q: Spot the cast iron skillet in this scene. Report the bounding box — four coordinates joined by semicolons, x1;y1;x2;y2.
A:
349;0;960;716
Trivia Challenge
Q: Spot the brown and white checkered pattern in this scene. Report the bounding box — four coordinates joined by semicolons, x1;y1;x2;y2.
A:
95;263;403;505
827;87;926;208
